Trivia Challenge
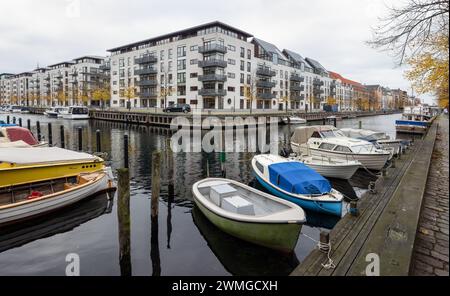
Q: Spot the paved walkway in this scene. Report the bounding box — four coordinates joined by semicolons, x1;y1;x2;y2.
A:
410;115;449;276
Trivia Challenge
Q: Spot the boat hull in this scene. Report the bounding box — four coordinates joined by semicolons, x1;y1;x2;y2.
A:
61;114;90;120
254;174;342;216
303;162;359;180
194;199;302;253
0;173;113;226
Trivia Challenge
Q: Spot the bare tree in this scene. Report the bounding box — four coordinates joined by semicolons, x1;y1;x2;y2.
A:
368;0;449;65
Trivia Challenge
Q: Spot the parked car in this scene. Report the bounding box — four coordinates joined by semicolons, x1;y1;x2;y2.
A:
163;104;191;113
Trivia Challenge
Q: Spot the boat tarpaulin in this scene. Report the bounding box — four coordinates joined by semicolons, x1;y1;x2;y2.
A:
0;147;99;164
290;125;336;145
5;127;39;145
268;162;331;195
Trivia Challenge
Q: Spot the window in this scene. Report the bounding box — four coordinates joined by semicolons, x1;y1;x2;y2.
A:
318;143;336;151
247;62;251;72
247;74;251;85
177;85;186;96
177;59;186;71
190;73;198;78
119;69;125;78
190;86;198;91
240;60;245;71
227;73;235;79
119;58;124;67
227;86;235;92
113;81;117;85
168;61;173;72
177;46;186;57
255;161;264;174
190;59;198;65
247;49;251;59
228;45;235;51
168;49;173;59
240;47;245;58
160;62;165;72
240;73;244;84
190;45;198;51
227;59;236;65
240;86;244;96
334;145;352;153
160;50;165;60
177;72;186;84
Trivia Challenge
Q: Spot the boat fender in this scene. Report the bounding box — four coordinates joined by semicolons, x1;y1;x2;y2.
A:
27;191;44;200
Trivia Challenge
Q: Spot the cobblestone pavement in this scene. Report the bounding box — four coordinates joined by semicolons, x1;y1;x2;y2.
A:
410;115;449;276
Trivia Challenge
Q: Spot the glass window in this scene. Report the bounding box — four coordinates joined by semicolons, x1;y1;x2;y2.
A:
334;145;352;153
318;143;336;151
177;59;186;71
240;47;245;58
247;62;251;72
240;60;245;71
247;49;251;59
177;46;186;57
168;49;173;59
255;161;264;174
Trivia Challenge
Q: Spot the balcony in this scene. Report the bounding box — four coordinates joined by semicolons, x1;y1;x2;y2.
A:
257;92;276;100
140;91;158;98
99;64;111;71
44;76;50;81
313;79;324;86
198;89;227;97
290;85;305;92
135;68;158;75
198;59;227;68
198;74;227;82
137;79;158;86
290;74;304;82
135;55;157;64
256;68;276;77
313;89;324;95
256;80;276;88
198;44;227;54
291;94;305;101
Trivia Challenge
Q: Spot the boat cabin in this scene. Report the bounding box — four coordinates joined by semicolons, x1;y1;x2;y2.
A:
0;126;39;146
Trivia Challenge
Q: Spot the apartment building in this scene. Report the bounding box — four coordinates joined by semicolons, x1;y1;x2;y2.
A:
0;73;14;105
107;21;335;111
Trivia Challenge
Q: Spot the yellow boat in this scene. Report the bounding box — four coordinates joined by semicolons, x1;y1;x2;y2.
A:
0;147;105;189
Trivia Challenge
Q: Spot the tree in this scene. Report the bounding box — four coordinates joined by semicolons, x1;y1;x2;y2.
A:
244;75;257;114
405;33;449;108
326;96;337;106
368;0;449;65
280;94;290;114
122;86;136;110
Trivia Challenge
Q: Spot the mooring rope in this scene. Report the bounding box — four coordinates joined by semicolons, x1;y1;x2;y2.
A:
301;233;336;270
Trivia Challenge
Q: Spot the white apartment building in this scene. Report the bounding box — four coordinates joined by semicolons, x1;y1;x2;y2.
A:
107;21;332;111
0;73;14;105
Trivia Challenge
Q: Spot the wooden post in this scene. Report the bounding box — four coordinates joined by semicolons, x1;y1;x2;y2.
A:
350;201;359;216
36;121;41;141
123;135;129;169
12;117;16;124
220;151;226;178
18;118;22;127
319;231;330;252
391;158;396;168
78;127;82;151
47;123;53;146
6;115;9;124
96;129;101;153
60;125;65;148
117;168;132;276
359;121;362;129
27;119;31;130
333;118;337;128
165;138;174;250
151;151;161;218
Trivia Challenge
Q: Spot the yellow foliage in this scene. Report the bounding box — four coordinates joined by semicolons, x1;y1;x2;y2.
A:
326;96;336;106
405;34;449;108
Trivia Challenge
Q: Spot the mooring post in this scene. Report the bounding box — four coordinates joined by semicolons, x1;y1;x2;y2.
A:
323;118;326;126
78;127;82;151
96;129;101;153
36;121;41;141
117;168;132;276
333;118;337;128
12;117;16;124
359;121;362;129
391;158;396;168
47;123;53;146
6;115;10;124
369;181;377;194
123;135;129;169
151;151;161;219
27;119;31;130
206;158;210;177
18;118;22;127
220;151;226;178
350;201;359;216
382;167;387;177
319;231;330;252
60;126;65;148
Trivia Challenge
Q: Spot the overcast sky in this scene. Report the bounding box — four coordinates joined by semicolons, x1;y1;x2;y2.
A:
0;0;433;103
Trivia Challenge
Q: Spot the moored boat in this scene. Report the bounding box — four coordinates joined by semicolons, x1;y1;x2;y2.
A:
252;154;344;216
192;178;306;252
282;116;307;125
395;106;436;134
293;153;361;180
0;147;105;188
60;106;90;120
0;169;116;226
0;126;48;148
44;106;68;118
340;128;404;155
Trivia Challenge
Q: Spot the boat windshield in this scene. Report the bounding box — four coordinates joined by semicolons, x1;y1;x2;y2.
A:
71;107;89;115
350;144;376;153
320;130;343;138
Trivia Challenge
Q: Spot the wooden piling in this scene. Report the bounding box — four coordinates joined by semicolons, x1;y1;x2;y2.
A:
47;123;53;146
123;135;129;169
60;126;65;148
27;119;31;130
36;121;41;141
96;129;101;153
117;168;132;276
6;115;9;124
78;127;82;151
151;151;161;218
359;121;362;129
18;118;22;127
12;117;16;124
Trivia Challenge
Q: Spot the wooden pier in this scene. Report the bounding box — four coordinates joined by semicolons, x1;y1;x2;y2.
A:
290;120;439;276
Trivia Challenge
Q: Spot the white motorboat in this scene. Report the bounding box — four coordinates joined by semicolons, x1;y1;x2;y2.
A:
340;128;404;155
291;126;391;170
44;107;68;118
192;178;306;252
282;116;307;125
395;106;436;134
292;153;361;180
60;106;90;120
10;105;22;113
0;169;116;226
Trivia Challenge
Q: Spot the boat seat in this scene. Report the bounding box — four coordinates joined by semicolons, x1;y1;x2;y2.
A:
222;195;255;216
64;183;78;190
210;184;237;207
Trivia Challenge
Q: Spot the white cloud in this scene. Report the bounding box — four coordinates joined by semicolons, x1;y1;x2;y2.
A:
0;0;433;103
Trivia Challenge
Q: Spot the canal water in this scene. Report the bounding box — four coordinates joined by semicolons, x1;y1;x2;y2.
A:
0;113;404;276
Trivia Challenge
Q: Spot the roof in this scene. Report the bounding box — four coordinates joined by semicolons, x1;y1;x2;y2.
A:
107;21;254;52
47;61;76;68
329;71;363;87
268;162;331;195
305;57;327;73
253;38;288;60
0;147;99;165
282;49;311;69
73;55;105;62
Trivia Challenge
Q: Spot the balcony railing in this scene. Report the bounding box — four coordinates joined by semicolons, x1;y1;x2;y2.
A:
256;68;277;77
198;74;227;82
135;68;158;75
313;79;324;86
137;79;158;86
140;91;158;98
313;89;324;94
135;55;157;64
290;74;304;82
198;89;227;96
198;59;227;68
257;92;276;100
99;64;111;71
198;44;228;54
291;94;305;101
256;80;276;88
290;85;305;91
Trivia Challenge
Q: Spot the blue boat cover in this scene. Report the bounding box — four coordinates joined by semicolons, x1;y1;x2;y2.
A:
268;162;331;195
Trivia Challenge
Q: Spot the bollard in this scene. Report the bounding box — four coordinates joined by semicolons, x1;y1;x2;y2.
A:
12;117;16;124
117;168;132;276
47;123;53;146
60;126;65;148
123;135;129;169
349;201;359;216
151;151;161;219
18;118;22;127
359;121;362;129
6;115;9;124
319;231;330;253
96;129;101;153
27;119;31;130
78;127;82;151
36;121;41;141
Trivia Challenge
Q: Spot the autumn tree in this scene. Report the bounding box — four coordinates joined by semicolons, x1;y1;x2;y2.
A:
244;75;257;114
122;86;136;110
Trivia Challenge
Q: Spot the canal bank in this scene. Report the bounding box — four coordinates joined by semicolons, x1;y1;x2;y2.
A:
290;116;443;276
